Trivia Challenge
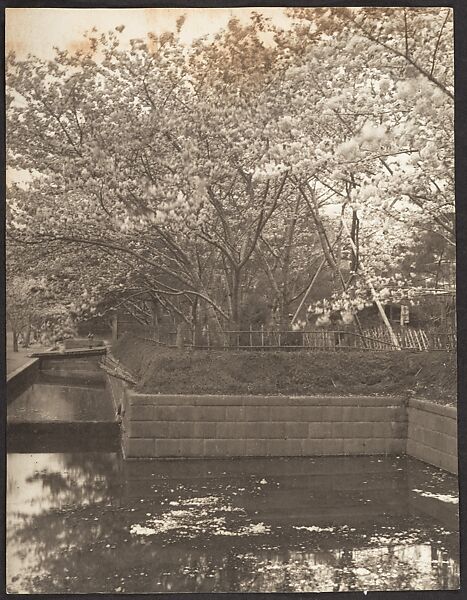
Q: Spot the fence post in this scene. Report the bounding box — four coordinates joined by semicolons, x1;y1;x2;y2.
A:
249;324;253;348
261;324;264;347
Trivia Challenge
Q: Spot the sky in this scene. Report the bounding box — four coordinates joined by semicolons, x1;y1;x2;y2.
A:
5;7;289;59
5;7;292;186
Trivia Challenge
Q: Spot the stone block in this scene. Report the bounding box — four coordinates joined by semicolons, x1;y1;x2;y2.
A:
129;393;160;406
169;421;197;439
308;422;332;438
408;423;424;444
284;439;304;456
342;422;370;438
270;406;302;421
260;421;286;439
154;439;182;457
130;404;155;421
371;422;393;438
301;406;324;421
125;438;155;458
342;438;369;455
193;421;218;438
363;406;386;422
331;422;345;438
446;435;457;456
438;417;458;437
440;454;458;475
204;438;245;457
245;439;268;455
302;439;325;455
130;421;170;438
321;438;345;455
360;438;387;455
406;438;422;459
245;406;270;421
216;422;248;439
322;406;344;421
153;406;182;421
384;438;405;454
341;406;365;422
225;406;246;421
285;421;309;439
197;406;226;421
266;439;289;456
179;438;204;457
391;421;408;438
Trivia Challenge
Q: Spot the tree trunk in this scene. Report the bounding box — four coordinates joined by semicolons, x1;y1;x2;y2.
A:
230;270;241;329
150;300;162;338
111;312;119;344
23;319;31;348
12;330;19;353
176;322;185;351
279;206;299;325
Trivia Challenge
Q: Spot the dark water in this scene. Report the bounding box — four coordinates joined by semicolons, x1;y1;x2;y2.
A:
8;372;114;423
7;452;459;593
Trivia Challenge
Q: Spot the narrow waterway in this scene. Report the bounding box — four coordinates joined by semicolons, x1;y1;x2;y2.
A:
7;450;459;593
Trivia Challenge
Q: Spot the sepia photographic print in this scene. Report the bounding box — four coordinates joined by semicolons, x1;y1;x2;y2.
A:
5;4;459;594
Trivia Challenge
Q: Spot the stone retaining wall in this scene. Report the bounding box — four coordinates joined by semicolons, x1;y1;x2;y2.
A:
106;377;407;460
39;353;104;374
105;374;458;473
407;398;457;475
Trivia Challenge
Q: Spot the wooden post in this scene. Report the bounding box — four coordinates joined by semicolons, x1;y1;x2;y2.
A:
249;324;253;348
261;324;264;347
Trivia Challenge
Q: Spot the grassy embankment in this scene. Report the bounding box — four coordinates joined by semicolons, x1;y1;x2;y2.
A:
112;333;457;405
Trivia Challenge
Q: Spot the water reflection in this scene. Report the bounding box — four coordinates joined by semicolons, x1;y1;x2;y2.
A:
6;454;459;593
8;372;114;423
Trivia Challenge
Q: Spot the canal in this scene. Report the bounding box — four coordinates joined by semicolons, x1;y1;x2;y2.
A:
6;371;459;593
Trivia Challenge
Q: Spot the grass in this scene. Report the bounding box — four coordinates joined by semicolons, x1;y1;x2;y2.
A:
112;334;457;405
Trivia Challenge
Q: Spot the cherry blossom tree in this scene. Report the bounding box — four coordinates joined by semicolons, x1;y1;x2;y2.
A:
6;8;454;338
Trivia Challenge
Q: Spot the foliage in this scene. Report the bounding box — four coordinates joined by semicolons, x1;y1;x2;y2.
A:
6;8;454;335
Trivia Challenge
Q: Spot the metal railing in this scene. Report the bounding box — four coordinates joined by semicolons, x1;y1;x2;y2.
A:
136;325;456;352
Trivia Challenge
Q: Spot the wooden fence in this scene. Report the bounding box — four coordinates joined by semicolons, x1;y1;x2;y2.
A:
138;324;456;352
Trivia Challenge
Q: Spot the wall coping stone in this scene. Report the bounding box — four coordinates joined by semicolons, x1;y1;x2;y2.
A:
127;390;404;407
7;357;39;384
409;398;457;420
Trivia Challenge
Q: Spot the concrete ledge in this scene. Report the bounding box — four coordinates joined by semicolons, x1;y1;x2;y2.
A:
7;358;40;403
